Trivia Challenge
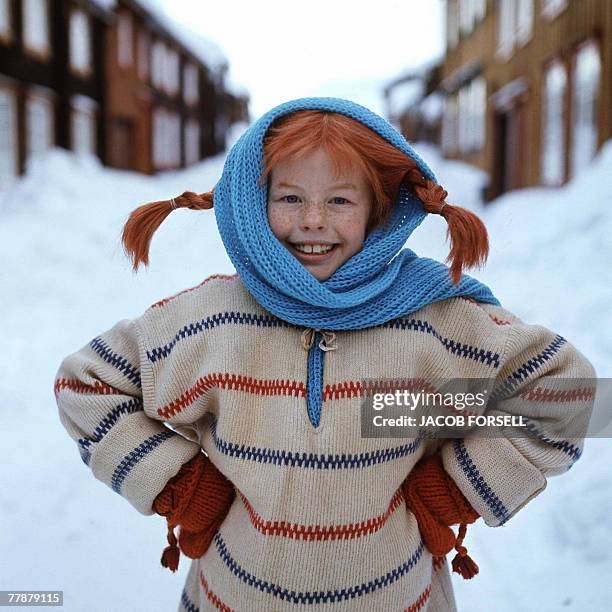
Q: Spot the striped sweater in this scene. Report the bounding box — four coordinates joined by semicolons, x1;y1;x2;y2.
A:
54;274;596;612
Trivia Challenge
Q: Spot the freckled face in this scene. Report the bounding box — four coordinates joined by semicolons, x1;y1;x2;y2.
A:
267;147;372;281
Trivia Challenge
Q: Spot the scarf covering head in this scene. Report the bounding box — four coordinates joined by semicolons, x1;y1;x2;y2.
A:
214;97;500;330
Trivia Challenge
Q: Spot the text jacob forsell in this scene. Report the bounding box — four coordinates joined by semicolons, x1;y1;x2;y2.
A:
371;390;527;428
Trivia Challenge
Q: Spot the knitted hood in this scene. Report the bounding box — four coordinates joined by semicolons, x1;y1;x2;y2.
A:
213;97;499;330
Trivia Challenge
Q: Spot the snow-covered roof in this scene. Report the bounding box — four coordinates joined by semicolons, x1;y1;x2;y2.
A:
134;0;228;75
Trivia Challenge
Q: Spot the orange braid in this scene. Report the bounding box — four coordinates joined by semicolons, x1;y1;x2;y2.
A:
404;167;490;285
121;190;214;271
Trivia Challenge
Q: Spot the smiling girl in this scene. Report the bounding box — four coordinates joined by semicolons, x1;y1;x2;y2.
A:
54;98;595;611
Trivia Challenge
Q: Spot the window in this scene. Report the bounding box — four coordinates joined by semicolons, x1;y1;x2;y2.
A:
23;0;50;57
151;40;164;88
69;9;92;75
447;0;459;50
25;92;54;159
165;48;179;94
153;108;180;168
117;11;133;67
70;96;97;157
571;41;600;177
541;60;567;186
516;0;533;46
137;30;149;80
0;86;18;187
542;0;568;20
184;119;200;165
458;0;486;36
497;0;516;58
442;94;458;155
183;63;198;105
0;0;12;43
457;77;486;154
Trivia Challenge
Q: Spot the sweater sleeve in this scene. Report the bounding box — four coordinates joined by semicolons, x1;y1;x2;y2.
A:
440;312;596;527
54;317;201;516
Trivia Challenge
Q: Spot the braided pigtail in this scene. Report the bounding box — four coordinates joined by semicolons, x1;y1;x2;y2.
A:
405;168;490;285
121;190;214;271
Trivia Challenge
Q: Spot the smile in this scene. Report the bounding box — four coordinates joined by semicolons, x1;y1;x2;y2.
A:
292;243;336;254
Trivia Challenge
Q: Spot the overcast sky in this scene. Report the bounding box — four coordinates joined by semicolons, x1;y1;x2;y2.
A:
160;0;446;119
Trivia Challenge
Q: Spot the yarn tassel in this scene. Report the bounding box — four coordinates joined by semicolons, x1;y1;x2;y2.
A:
160;522;180;572
451;523;479;579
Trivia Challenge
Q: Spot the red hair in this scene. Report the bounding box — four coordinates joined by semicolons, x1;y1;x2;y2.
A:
122;110;489;284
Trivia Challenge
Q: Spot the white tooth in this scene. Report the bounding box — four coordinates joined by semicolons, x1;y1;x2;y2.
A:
312;245;322;253
304;245;313;253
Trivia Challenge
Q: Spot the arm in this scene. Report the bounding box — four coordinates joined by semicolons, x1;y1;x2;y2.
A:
54;317;201;515
441;312;596;527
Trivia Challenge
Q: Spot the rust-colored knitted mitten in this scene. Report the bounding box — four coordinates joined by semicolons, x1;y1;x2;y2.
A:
402;452;480;579
153;453;235;572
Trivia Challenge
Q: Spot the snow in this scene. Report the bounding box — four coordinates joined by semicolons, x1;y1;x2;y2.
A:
135;0;228;75
1;133;611;610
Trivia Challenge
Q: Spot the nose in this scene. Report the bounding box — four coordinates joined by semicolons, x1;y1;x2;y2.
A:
299;200;328;231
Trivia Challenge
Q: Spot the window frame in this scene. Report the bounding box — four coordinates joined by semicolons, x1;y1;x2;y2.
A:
22;0;51;61
25;87;55;159
540;57;568;186
0;82;19;185
70;95;97;157
137;28;150;81
542;0;568;21
0;0;13;44
69;8;93;77
117;10;133;68
570;38;601;177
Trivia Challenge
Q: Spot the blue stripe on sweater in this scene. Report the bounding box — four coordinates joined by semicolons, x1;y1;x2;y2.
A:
180;589;199;612
210;420;422;468
382;318;501;368
491;335;567;399
146;311;292;363
523;419;582;461
89;336;142;388
78;398;143;458
111;430;174;493
453;439;511;524
213;532;425;604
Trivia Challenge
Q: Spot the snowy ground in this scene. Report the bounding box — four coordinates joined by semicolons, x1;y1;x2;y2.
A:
1;131;610;611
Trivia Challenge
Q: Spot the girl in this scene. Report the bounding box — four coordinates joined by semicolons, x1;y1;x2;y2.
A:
54;97;595;611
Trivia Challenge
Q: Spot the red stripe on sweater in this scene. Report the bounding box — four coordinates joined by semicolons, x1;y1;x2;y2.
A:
237;488;405;541
518;387;596;403
404;584;432;612
157;373;307;419
150;273;239;309
460;296;511;325
54;378;121;396
199;571;234;612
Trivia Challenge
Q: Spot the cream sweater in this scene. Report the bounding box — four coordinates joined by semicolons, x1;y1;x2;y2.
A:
54;274;595;611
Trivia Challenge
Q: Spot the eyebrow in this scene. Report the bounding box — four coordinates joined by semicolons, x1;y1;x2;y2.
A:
273;181;358;190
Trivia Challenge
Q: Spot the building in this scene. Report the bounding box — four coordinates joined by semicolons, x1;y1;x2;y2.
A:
383;62;444;146
0;0;113;187
419;0;610;200
0;0;249;188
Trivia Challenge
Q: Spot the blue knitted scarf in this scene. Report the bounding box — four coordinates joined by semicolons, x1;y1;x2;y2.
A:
213;97;500;426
